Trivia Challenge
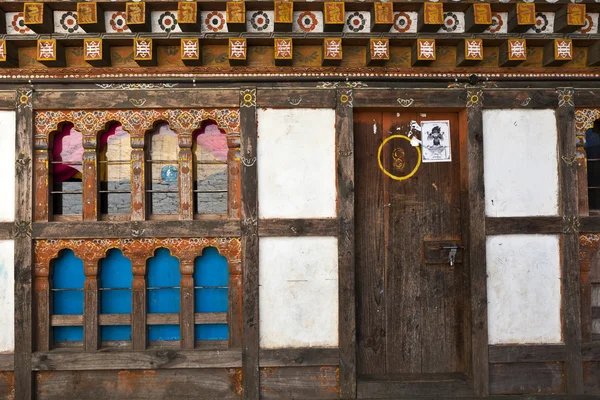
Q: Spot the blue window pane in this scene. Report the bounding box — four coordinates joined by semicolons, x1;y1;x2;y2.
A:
101;326;131;341
148;248;181;287
149;325;180;341
54;326;83;341
194;247;229;287
195;324;228;340
52;249;84;316
53;291;84;315
148;288;180;313
100;249;133;315
195;288;228;313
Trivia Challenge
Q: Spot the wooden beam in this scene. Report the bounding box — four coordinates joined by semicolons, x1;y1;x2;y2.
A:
481;89;558;109
240;87;259;400
259;348;339;367
0;91;16;109
337;88;356;400
258;219;338;237
14;87;33;400
0;354;14;371
485;217;563;235
488;345;567;363
556;95;584;394
0;222;13;240
353;89;466;108
256;89;337;108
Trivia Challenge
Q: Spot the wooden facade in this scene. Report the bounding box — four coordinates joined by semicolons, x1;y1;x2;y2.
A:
0;1;599;399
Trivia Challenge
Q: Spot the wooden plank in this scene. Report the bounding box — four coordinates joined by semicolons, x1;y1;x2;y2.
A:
574;90;600;108
146;313;179;325
0;354;14;371
0;221;13;240
353;89;466;108
84;262;99;351
32;220;241;239
98;314;131;326
486;217;563;235
489;345;567;363
580;217;600;233
195;312;228;324
260;366;339;400
582;343;600;361
14;87;33;400
259;348;339;367
489;363;565;395
32;350;243;370
240;87;259;400
557;100;584;395
583;361;600;394
357;374;473;398
34;369;243;400
0;91;16;109
461;107;488;396
33;89;240;109
481;90;558;109
257;89;337;108
337;88;356;399
50;315;83;326
0;372;15;399
258;219;338;237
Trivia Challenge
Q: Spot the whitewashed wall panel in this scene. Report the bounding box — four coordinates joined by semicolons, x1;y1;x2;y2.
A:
257;108;336;219
0;111;15;221
0;240;14;352
487;235;562;344
483;109;559;217
259;237;338;348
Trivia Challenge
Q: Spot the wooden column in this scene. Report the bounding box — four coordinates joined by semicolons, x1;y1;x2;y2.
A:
179;133;194;220
33;260;50;352
228;132;241;219
557;94;584;394
579;234;599;343
179;257;195;349
130;136;146;221
14;88;34;400
229;258;242;348
240;88;259;400
131;257;147;350
83;259;99;351
336;88;356;400
33;138;49;222
82;133;98;221
461;105;489;396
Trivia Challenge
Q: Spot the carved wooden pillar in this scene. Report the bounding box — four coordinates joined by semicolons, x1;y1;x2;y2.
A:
229;258;242;348
131;256;147;350
179;132;194;220
579;234;600;343
82;133;98;221
228;132;241;219
33;260;51;351
179;256;195;349
34;137;50;222
130;135;146;221
83;259;100;350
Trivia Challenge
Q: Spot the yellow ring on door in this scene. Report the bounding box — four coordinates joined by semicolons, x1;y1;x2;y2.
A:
377;134;421;181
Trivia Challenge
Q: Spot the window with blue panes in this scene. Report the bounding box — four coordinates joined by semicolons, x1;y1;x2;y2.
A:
194;247;229;341
100;249;133;341
147;248;181;341
52;249;85;342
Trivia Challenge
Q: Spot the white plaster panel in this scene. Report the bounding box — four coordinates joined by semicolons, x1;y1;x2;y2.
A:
257;108;336;219
259;237;338;348
0;240;14;352
487;235;562;344
483;109;559;217
0;111;15;222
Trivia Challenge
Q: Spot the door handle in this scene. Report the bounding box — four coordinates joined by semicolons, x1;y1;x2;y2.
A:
440;245;463;267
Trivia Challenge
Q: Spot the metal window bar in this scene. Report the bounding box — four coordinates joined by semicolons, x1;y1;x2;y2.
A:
147;286;228;290
98;190;132;194
146;190;180;193
51;191;83;195
192;190;228;193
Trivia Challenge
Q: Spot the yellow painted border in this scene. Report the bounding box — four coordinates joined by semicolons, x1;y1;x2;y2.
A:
377;134;421;181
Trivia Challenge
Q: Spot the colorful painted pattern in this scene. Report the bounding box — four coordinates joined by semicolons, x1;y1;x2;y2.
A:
438;12;465;33
151;11;182;33
246;11;274;33
485;12;507;34
343;11;370;33
526;12;555;34
5;12;34;35
577;13;599;34
201;11;228;33
390;11;417;33
105;11;131;33
292;11;323;33
54;11;84;34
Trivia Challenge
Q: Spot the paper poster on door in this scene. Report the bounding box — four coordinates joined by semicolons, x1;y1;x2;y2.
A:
421;120;451;163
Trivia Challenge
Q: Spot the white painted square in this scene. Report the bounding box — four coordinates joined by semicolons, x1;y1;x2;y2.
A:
484;12;508;34
483;109;559;217
5;12;34;35
53;11;85;34
257;108;337;219
438;11;465;34
343;11;371;33
246;10;274;33
526;12;555;34
0;240;14;352
104;11;131;33
576;13;599;34
259;237;338;348
292;11;323;33
200;11;228;33
150;10;182;33
390;11;418;33
0;111;15;222
487;235;562;344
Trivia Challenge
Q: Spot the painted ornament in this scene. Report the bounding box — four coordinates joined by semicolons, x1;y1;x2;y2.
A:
105;11;130;33
578;13;599;34
158;11;179;33
247;11;274;33
202;11;227;32
7;12;32;35
438;12;465;33
527;12;554;34
55;11;81;34
344;11;369;33
485;12;507;34
390;11;417;33
293;11;323;33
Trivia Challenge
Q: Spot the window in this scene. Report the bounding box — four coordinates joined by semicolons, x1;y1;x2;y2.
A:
99;124;132;218
51;124;83;218
100;249;133;342
193;121;228;215
586;119;600;213
147;248;181;342
146;123;179;217
51;249;84;344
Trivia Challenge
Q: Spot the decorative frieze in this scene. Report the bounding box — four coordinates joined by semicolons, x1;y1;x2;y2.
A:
499;38;527;67
77;2;104;33
323;38;342;66
412;38;436;66
543;38;572;67
229;38;247;66
274;1;293;32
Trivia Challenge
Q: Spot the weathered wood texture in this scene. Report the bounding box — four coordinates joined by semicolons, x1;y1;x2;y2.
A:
0;91;16;109
480;90;558;109
259;348;339;368
0;222;13;240
0;354;14;371
485;217;563;235
33;90;239;109
574;90;600;108
357;374;474;399
557;100;584;395
34;369;242;400
337;88;356;400
258;219;338;237
0;372;15;399
259;366;339;400
240;89;259;400
489;363;566;395
488;345;567;363
580;217;600;233
14;88;33;400
583;361;600;395
256;89;336;108
353;89;466;108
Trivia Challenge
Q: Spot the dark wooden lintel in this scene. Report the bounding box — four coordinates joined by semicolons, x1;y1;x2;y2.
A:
259;348;339;367
258;219;338;237
256;89;336;108
488;345;567;364
485;217;563;235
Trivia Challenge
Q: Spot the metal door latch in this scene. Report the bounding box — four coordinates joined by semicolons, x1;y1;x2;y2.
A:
440;245;463;267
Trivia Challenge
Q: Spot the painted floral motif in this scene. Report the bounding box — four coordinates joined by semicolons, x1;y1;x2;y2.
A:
390;11;417;33
526;12;554;34
157;11;179;33
246;11;273;32
439;12;461;32
202;11;227;32
7;12;33;35
293;11;323;33
575;109;600;133
485;12;507;34
54;11;82;34
344;11;369;33
577;13;599;34
105;11;130;33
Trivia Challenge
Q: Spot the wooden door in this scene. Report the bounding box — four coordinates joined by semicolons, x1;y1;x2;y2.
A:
355;110;468;384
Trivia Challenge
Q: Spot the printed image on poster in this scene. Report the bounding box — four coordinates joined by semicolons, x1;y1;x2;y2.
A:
421;120;451;163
